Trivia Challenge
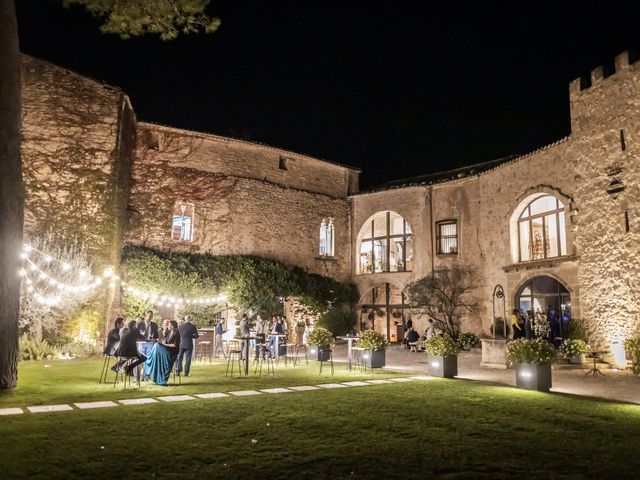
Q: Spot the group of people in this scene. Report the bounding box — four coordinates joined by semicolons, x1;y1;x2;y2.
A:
237;313;290;359
510;306;562;343
103;310;200;386
403;318;435;351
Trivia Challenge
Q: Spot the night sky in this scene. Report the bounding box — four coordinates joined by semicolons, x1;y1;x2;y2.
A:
16;0;640;188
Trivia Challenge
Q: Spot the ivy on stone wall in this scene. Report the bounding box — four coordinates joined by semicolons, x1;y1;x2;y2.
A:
122;246;356;322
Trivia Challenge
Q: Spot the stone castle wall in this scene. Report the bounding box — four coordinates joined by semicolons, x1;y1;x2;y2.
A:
20;55;135;267
126;123;355;282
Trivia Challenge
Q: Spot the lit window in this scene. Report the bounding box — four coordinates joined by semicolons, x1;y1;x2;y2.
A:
319;218;335;256
436;220;458;254
356;211;413;274
172;204;194;242
517;195;566;262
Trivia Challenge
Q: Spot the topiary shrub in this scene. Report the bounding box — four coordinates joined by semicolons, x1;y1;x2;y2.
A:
308;327;334;348
507;338;557;365
423;334;461;356
358;330;389;351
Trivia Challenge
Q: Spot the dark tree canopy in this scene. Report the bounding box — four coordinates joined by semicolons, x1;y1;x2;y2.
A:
405;264;480;337
63;0;220;40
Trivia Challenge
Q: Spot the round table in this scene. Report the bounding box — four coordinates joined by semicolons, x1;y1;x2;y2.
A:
585;350;609;376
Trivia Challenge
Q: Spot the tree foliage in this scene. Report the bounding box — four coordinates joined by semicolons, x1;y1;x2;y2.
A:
405;264;480;337
63;0;220;40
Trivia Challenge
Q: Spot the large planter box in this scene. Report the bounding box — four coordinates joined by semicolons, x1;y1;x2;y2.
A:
309;345;331;361
569;354;585;365
427;355;458;378
515;363;552;392
365;349;386;368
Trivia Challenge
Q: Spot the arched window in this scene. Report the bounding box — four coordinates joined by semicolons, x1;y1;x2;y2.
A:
172;203;194;242
517;195;566;262
319;218;335;256
357;211;413;274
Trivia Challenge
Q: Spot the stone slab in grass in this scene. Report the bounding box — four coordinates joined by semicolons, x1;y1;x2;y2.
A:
228;390;262;396
409;375;434;381
365;379;394;384
157;395;195;402
195;393;229;399
316;383;349;389
288;385;320;391
0;407;24;416
341;381;372;387
388;377;416;382
119;398;158;405
27;404;73;414
260;388;293;394
74;401;118;410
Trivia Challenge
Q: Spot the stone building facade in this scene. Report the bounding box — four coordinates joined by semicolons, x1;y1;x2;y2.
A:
19;52;640;363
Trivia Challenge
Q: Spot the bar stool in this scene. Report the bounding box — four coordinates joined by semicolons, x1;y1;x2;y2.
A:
254;343;275;376
225;348;243;377
99;354;116;384
195;340;213;363
285;343;297;367
319;348;334;376
352;347;365;371
294;344;308;366
113;357;141;389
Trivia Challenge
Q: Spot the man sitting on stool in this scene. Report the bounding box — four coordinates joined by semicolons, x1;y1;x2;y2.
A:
113;319;147;380
176;314;199;377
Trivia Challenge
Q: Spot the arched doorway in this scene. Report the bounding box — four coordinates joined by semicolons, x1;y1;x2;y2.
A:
516;276;571;338
359;283;411;343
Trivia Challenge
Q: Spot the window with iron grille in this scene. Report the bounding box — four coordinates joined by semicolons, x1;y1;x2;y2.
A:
319;218;335;256
436;220;458;254
171;203;194;242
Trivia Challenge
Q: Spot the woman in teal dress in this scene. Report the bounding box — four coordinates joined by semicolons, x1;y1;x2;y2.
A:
144;320;180;385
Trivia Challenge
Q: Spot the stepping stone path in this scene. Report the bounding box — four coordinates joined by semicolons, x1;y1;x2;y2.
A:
3;377;427;416
119;398;158;405
229;390;262;396
74;401;118;410
0;407;23;416
158;395;194;402
260;388;293;394
27;404;73;414
195;393;229;399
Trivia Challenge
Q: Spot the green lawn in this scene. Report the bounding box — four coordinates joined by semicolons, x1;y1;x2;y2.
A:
1;359;640;479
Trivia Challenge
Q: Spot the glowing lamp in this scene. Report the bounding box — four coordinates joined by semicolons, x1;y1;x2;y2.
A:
431;361;440;368
519;371;532;378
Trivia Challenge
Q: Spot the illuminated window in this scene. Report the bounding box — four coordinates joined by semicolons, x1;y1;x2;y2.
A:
436;220;458;255
356;211;413;274
517;195;566;262
172;204;194;242
319;218;335;256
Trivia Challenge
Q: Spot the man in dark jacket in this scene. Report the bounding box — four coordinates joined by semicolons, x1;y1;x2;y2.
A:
112;320;147;379
103;317;124;356
176;315;199;376
137;310;159;341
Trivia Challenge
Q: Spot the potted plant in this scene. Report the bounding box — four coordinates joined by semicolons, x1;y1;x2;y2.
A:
358;330;389;368
423;334;461;378
456;332;479;351
506;338;557;392
307;327;333;361
560;338;589;364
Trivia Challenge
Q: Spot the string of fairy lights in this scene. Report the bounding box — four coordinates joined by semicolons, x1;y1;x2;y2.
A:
19;243;225;308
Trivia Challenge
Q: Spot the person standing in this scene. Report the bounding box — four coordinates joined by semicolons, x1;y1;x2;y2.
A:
137;310;159;342
424;319;435;340
213;319;225;358
510;309;523;339
176;314;199;377
239;314;250;360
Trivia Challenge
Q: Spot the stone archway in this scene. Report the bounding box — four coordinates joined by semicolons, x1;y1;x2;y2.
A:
515;275;571;339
